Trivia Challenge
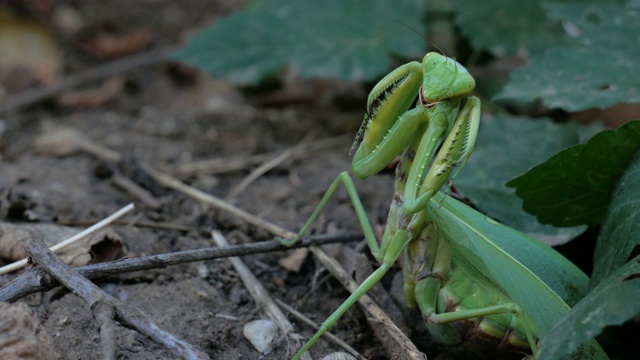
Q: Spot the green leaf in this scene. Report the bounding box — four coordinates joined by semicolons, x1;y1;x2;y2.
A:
495;2;640;111
507;120;640;228
591;148;640;286
455;114;601;244
453;0;565;56
537;256;640;360
173;0;426;85
542;0;628;27
429;193;608;359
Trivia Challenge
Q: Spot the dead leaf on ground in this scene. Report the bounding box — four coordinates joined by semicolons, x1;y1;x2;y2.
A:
0;222;123;267
0;8;62;86
78;27;154;59
571;103;640;128
32;124;122;162
57;75;125;108
32;125;84;157
277;247;308;272
0;302;61;360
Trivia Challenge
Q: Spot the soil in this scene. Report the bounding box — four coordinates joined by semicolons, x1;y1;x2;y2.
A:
0;1;412;359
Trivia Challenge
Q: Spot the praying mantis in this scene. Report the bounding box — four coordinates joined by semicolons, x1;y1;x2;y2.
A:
280;53;608;359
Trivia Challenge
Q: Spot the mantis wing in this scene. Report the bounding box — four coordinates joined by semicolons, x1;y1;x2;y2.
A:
427;192;609;360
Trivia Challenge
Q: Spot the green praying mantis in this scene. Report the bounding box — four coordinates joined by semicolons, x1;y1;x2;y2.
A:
280;53;609;359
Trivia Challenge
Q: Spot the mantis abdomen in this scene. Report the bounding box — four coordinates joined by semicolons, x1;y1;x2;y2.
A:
403;231;532;358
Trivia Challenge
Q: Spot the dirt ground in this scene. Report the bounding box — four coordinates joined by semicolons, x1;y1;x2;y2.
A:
0;1;422;359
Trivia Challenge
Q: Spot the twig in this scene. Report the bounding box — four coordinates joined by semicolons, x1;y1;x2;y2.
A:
0;203;134;275
225;148;295;199
0;46;178;114
95;302;117;360
143;165;292;238
112;175;162;209
60;219;195;232
145;166;424;358
212;231;306;358
274;298;366;360
175;153;276;176
174;136;349;177
24;237;208;360
0;232;361;303
226;131;316;200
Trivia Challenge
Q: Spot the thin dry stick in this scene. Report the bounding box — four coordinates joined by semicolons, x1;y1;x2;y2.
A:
274;298;366;360
0;46;178;114
24;237;208;360
78;137;123;163
0;232;361;303
143;165;291;238
226;148;296;199
211;231;307;359
60;218;195;232
175;153;275;176
112;175;162;209
147;166;424;359
174;136;349;177
0;203;135;275
226;131;316;200
96;307;117;360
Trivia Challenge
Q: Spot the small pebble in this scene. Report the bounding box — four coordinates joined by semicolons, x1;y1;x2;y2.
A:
243;319;278;354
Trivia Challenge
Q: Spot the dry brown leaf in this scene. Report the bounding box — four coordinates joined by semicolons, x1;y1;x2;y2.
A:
0;8;62;86
570;103;640;128
277;247;308;272
57;75;125;108
32;126;85;157
0;302;61;360
32;124;122;162
78;27;154;59
0;222;123;267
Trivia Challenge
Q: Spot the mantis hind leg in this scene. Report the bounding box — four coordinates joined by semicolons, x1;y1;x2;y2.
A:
289;228;412;360
290;258;398;360
404;223;537;356
280;171;416;359
414;275;537;356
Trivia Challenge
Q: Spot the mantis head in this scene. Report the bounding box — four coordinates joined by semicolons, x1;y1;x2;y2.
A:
421;52;475;104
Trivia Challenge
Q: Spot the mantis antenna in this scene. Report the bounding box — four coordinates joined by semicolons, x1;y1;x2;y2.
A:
393;20;448;57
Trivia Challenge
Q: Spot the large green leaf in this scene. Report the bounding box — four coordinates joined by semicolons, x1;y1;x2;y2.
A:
537;256;640;360
455;114;601;244
174;0;426;85
453;0;565;56
507;120;640;228
428;193;608;359
591;148;640;286
495;1;640;111
542;0;628;26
